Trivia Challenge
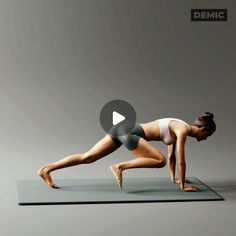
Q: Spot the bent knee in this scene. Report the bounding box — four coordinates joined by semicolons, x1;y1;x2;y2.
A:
159;158;167;168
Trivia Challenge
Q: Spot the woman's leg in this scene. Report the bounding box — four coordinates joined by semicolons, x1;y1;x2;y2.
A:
38;135;120;188
110;138;166;189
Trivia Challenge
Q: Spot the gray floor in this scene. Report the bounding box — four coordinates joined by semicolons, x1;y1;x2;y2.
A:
2;153;236;236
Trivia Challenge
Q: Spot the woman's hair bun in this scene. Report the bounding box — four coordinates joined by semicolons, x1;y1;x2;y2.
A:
203;112;214;119
195;112;216;133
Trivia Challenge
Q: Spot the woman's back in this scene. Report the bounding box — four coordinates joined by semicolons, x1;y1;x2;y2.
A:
140;118;189;143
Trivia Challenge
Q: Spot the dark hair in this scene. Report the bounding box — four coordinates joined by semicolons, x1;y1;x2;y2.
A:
194;112;216;133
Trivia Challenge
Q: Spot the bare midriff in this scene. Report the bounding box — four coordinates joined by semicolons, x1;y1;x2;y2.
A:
139;120;161;141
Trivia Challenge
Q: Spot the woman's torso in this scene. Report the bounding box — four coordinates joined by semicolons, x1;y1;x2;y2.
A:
139;118;190;144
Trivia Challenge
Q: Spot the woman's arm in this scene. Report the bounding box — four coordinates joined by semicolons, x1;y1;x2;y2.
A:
176;134;186;190
168;144;176;182
175;130;200;192
168;142;190;184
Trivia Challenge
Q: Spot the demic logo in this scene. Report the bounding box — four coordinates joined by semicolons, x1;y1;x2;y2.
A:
191;9;227;22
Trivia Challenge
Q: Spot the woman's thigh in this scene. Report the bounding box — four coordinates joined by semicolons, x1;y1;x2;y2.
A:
131;138;166;162
85;134;121;161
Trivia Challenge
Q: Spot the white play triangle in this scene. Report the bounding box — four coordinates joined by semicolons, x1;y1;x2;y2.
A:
112;111;125;125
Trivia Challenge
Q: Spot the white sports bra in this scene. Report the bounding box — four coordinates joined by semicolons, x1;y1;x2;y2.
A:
157;118;190;145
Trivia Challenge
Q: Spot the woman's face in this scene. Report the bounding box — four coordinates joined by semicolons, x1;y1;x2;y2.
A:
196;128;212;142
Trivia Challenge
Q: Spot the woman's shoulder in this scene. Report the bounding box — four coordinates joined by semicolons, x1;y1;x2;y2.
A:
168;118;190;134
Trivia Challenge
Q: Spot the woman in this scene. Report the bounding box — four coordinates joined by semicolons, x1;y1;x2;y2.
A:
38;112;216;192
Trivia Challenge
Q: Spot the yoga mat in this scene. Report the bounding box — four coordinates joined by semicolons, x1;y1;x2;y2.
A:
16;177;223;205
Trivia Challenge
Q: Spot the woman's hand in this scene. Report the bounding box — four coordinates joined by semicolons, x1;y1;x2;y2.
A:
181;185;200;192
173;178;190;184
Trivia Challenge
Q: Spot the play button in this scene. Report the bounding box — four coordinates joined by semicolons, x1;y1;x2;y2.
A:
100;100;137;136
112;111;125;125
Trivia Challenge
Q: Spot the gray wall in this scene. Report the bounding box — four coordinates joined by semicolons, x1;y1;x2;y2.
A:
0;1;235;236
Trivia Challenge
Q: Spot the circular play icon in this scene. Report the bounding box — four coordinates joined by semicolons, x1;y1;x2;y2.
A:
99;100;137;136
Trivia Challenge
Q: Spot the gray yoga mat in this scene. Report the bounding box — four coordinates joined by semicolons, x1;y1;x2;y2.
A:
16;177;223;205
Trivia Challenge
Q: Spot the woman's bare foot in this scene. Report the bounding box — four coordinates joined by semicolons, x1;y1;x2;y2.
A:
37;167;59;189
110;164;123;190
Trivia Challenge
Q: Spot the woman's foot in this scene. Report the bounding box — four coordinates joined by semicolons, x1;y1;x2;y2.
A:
37;167;59;189
110;164;123;190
